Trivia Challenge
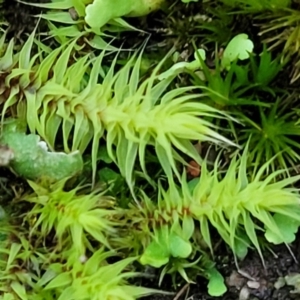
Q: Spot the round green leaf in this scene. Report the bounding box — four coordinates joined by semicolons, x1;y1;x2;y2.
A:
265;213;300;244
207;268;227;297
169;233;192;258
140;240;170;268
222;33;254;69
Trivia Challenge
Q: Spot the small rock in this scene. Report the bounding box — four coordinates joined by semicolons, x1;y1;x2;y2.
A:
247;280;260;289
239;286;250;300
227;271;245;289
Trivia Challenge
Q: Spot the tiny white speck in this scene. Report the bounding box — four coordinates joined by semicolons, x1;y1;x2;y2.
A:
79;254;87;263
38;141;48;151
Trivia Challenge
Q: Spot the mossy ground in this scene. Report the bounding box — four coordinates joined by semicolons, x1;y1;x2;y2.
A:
1;1;300;299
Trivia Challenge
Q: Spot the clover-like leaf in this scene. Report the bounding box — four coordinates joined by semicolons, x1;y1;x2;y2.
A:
169;232;192;258
265;213;300;244
140;239;170;268
206;268;227;297
222;33;254;69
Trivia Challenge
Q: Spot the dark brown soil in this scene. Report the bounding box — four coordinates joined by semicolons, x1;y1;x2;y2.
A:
1;0;49;40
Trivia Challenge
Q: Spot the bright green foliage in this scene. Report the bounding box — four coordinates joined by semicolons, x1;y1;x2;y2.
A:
160;40;283;119
41;248;160;300
158;49;206;80
249;45;283;92
0;31;235;189
134;146;300;269
0;179;160;300
206;267;227;296
22;179;118;253
159;33;254;80
2;1;300;298
218;3;300;82
125;190;227;296
191;55;260;108
0;220;52;300
0;30;38;119
240;96;300;174
182;147;300;264
140;224;193;268
0;227;159;300
124;150;294;295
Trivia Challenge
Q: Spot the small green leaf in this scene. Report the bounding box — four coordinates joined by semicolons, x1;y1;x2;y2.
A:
98;145;113;163
6;243;21;271
169;233;192;258
187;178;200;193
11;282;28;300
45;272;72;290
157;62;190;80
222;34;254;69
265;213;300;244
234;235;249;260
194;49;206;63
206;268;227;297
98;167;121;182
140;240;170;268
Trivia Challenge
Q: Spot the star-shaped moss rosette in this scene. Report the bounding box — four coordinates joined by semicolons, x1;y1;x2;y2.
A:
40;247;166;300
0;223;164;299
240;95;300;175
22;178;118;253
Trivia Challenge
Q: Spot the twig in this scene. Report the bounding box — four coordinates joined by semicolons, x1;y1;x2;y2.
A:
173;283;190;300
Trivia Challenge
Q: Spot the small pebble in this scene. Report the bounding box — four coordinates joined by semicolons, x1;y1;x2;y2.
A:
239;286;250;300
247;280;260;289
